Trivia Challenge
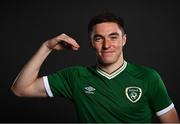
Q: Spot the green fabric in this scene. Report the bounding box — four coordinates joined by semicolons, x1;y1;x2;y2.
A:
47;62;172;123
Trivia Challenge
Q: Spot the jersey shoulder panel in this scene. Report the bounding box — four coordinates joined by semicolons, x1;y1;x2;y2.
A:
47;66;92;98
125;62;161;82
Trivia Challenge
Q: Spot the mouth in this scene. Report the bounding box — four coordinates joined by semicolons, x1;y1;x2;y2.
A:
101;51;115;56
101;50;114;53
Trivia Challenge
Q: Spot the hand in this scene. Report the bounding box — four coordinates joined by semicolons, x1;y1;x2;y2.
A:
44;33;80;51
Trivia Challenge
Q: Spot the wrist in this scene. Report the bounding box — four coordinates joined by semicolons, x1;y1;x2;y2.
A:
41;42;53;54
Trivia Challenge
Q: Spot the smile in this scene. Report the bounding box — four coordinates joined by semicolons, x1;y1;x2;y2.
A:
101;51;114;53
101;51;115;56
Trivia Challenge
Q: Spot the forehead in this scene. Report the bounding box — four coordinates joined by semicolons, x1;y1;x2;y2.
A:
92;22;122;36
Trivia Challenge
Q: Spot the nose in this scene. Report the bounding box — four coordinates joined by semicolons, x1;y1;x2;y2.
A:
103;39;111;49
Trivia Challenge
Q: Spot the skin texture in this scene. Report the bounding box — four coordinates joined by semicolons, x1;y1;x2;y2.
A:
90;22;126;74
11;22;179;123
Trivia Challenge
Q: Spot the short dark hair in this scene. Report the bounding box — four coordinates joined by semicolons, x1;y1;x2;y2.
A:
88;12;126;39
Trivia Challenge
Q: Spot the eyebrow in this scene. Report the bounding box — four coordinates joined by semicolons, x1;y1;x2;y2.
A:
93;32;119;38
93;34;103;39
109;32;119;36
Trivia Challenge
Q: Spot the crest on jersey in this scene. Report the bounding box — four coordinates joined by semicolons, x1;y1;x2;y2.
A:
125;87;142;103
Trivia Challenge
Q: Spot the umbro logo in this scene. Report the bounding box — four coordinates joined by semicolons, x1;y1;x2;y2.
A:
84;86;96;94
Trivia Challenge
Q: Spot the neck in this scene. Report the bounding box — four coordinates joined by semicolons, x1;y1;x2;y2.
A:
97;56;124;74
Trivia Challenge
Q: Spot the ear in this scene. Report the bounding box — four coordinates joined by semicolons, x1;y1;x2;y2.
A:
122;34;127;46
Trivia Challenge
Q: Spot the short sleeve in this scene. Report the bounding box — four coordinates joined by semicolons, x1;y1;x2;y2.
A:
147;70;173;116
43;67;76;99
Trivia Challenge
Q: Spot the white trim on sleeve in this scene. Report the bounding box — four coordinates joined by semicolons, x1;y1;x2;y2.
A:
43;76;54;97
156;103;174;116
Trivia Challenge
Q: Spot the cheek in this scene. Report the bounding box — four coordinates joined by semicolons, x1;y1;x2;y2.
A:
112;42;123;49
117;39;126;47
92;43;102;51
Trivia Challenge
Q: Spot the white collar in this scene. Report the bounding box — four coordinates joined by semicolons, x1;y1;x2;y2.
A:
96;61;127;79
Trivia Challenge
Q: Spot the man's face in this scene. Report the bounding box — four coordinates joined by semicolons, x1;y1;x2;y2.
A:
90;22;126;65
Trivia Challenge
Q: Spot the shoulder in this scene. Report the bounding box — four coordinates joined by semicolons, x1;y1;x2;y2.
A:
126;61;161;81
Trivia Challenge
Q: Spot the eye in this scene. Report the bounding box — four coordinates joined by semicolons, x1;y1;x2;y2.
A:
94;37;104;42
110;36;118;41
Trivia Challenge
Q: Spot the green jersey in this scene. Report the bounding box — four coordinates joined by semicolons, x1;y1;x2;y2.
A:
43;61;173;123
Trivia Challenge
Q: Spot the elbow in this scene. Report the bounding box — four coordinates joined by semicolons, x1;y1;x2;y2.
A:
11;85;26;97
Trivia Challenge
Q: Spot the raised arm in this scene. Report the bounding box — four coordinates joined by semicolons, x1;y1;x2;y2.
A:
11;33;80;97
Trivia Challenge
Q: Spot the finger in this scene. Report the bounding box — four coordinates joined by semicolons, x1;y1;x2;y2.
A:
65;36;80;48
71;46;79;51
56;34;80;48
59;41;80;51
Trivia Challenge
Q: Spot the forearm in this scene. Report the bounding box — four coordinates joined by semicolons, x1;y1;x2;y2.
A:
11;43;52;94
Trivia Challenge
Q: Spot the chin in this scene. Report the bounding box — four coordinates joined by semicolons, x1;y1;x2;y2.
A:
98;58;116;66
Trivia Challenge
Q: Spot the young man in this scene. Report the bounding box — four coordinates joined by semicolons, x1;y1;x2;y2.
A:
11;12;179;123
